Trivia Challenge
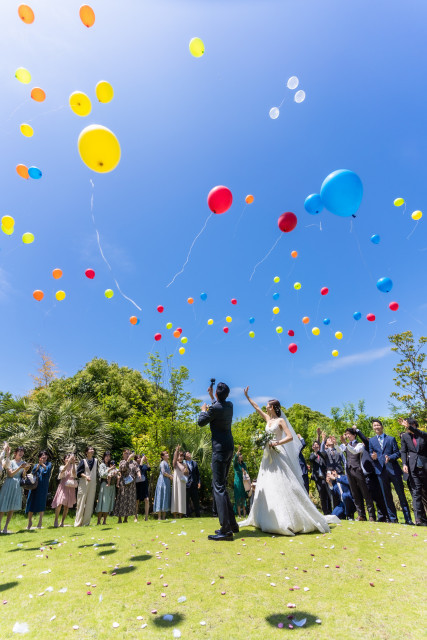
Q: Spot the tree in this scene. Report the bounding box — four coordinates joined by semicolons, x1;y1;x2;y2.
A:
30;347;59;389
389;331;427;421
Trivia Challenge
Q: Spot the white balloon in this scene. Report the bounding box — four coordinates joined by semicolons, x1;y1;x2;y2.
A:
294;90;306;103
287;76;299;90
269;107;280;119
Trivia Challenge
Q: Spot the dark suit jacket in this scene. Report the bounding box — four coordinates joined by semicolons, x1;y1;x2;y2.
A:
198;400;234;453
320;442;345;474
400;428;427;474
355;430;376;475
309;451;328;482
298;438;308;476
184;459;200;488
368;434;402;476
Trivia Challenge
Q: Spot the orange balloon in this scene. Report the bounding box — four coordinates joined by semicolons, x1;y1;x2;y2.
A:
18;5;34;24
52;268;63;280
129;316;138;325
31;87;46;102
79;4;95;27
291;250;298;258
302;316;310;324
33;290;44;301
245;194;254;204
16;164;29;179
187;297;194;304
173;330;180;338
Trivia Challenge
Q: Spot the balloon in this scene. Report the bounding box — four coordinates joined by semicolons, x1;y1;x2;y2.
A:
273;276;280;283
376;277;393;293
394;198;404;207
269;107;279;119
245;195;254;204
69;91;92;116
231;298;237;305
16;164;29;179
187;298;194;305
370;234;380;244
223;327;229;334
181;337;188;344
294;90;306;103
312;327;320;336
31;87;45;102
291;250;298;258
22;232;34;244
288;330;294;337
56;290;66;301
302;316;309;324
18;5;34;24
85;268;95;279
335;331;343;340
249;317;255;324
15;67;31;84
273;307;280;315
135;319;140;325
173;330;180;338
207;186;233;214
78;125;121;173
200;292;207;301
276;326;283;334
130;316;138;325
2;216;15;230
154;333;162;341
176;327;183;334
79;5;95;27
304;194;324;215
294;282;301;290
179;347;185;355
104;289;114;299
20;123;33;137
226;316;232;322
95;81;114;103
323;318;330;325
412;210;422;221
287;76;299;90
28;166;42;179
353;311;361;321
157;305;164;313
33;290;44;301
166;322;173;329
1;225;13;235
320;287;329;296
278;211;297;233
207;319;214;325
288;343;298;354
389;301;399;311
273;292;279;300
332;350;339;357
320;170;363;217
366;313;376;322
52;268;63;279
189;37;205;57
249;331;255;338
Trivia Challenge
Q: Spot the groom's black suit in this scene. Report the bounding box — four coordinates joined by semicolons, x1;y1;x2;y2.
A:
198;399;238;534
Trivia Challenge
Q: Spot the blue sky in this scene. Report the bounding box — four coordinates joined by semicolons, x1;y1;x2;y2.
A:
0;0;426;418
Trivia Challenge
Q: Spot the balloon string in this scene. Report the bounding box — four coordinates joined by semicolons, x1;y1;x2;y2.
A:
233;203;247;236
166;213;213;288
315;297;322;323
352;227;375;284
305;222;322;231
5;98;29;122
369;323;377;346
406;221;419;241
249;234;282;281
26;104;65;125
278;95;286;108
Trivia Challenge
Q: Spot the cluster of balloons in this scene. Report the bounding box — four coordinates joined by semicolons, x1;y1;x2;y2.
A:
269;76;306;119
130;316;140;325
394;196;422;221
1;215;34;243
69;81;114;117
304;170;363;218
16;164;42;180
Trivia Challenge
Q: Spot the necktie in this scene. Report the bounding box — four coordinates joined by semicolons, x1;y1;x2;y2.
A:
412;436;418;449
378;435;384;451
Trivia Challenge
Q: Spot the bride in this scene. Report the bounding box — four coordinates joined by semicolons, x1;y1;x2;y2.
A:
240;387;340;536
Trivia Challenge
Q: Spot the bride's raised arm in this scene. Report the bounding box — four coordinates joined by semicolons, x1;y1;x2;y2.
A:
243;386;268;422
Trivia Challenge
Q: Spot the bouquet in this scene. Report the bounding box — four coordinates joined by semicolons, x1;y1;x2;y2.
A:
252;430;278;452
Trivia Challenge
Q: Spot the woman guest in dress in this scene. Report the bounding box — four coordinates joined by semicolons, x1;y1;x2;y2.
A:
52;453;77;527
96;451;117;525
153;451;173;520
0;447;30;534
171;445;188;519
233;445;248;517
74;446;98;527
135;454;151;522
26;451;52;530
113;449;138;524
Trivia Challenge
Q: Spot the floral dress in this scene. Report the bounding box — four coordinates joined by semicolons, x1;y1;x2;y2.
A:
113;459;138;517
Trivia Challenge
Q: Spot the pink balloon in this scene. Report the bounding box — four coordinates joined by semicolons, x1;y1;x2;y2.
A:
207;186;233;214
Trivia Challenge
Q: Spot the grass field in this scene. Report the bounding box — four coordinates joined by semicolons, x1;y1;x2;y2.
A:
0;513;425;640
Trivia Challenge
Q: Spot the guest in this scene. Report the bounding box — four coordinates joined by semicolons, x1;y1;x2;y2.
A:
25;451;52;530
184;451;200;517
233;446;248;517
249;479;257;511
0;447;30;533
369;420;413;525
96;451;117;525
74;446;98;527
400;418;427;526
135;454;150;522
319;428;345;474
52;453;77;527
153;451;173;520
296;434;310;493
171;445;188;518
340;428;376;521
326;470;355;519
113;449;138;524
0;442;10;475
309;440;331;514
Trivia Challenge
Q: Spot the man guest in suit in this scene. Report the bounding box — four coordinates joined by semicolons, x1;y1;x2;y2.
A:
319;428;345;475
339;427;376;521
198;381;238;540
400;418;427;526
309;440;331;514
184;451;201;518
369;419;413;525
325;470;355;519
296;434;309;493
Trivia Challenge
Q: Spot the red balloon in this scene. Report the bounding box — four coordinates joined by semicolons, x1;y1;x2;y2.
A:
154;333;162;341
320;287;329;296
288;343;298;354
207;186;233;214
157;305;164;313
288;329;294;337
389;301;399;311
176;327;183;335
85;268;95;279
223;327;229;334
366;313;376;322
278;212;297;233
231;298;237;305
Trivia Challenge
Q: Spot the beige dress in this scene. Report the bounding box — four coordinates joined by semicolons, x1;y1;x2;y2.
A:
171;461;187;514
74;458;98;526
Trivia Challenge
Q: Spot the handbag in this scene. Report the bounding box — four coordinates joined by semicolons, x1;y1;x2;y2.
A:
65;478;78;488
20;473;38;490
242;469;251;493
123;474;134;485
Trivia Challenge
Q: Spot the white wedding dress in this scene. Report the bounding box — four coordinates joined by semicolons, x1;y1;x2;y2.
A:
240;417;340;536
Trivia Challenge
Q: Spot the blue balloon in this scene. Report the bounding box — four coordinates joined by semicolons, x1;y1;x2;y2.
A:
200;292;207;301
28;166;42;179
249;317;255;324
370;234;380;245
376;277;393;293
273;292;280;300
304;193;324;215
353;311;362;321
320;169;363;217
136;318;140;325
323;318;330;326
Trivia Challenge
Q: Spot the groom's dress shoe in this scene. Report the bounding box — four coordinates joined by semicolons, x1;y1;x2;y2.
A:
208;532;234;541
215;525;239;535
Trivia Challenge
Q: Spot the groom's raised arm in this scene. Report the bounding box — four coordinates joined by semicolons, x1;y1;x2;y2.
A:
198;404;215;427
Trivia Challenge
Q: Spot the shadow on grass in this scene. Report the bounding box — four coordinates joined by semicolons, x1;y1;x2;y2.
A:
0;581;19;593
98;549;117;556
111;566;136;575
8;546;42;552
130;554;152;562
152;613;185;628
266;612;318;628
82;542;115;548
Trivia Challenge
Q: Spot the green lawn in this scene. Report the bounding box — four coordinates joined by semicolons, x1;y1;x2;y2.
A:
0;513;425;640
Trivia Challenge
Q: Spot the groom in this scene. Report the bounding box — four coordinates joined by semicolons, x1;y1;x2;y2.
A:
198;381;238;541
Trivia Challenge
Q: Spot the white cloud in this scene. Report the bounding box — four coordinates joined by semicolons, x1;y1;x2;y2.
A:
311;346;391;375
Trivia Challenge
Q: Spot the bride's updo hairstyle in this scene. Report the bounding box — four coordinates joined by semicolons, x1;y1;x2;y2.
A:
268;399;281;417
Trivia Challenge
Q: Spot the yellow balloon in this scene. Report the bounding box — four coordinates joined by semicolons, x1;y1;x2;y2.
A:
105;289;114;299
189;37;205;57
249;331;255;338
95;80;114;103
166;322;173;329
1;215;15;230
273;306;280;315
179;347;185;355
56;290;66;301
15;67;31;84
294;282;301;290
276;326;283;334
412;210;422;221
394;198;405;207
22;232;34;244
226;316;232;323
1;224;14;235
335;331;343;340
312;327;320;336
78;125;121;173
20;123;34;138
332;350;339;357
69;91;92;116
207;318;214;325
273;276;280;283
181;336;188;344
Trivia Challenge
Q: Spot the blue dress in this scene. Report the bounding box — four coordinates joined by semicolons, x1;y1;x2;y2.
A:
25;462;52;514
153;461;171;513
0;460;25;512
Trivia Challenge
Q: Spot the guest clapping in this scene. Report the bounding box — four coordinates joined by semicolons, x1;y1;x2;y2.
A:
171;445;188;518
153;451;173;520
25;451;52;530
0;447;30;534
52;453;77;527
319;428;345;474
